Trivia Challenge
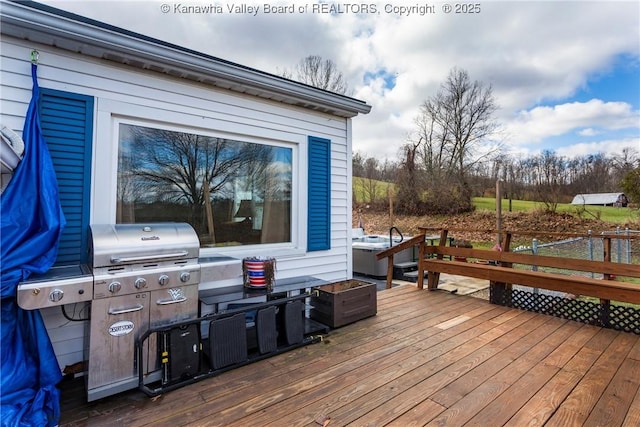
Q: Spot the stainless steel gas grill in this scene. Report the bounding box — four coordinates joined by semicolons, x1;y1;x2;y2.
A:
86;223;201;401
17;223;332;401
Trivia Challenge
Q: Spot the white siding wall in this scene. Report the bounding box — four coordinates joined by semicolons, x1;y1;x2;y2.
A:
1;37;354;370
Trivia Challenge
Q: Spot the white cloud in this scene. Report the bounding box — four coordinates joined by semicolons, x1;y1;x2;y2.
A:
41;0;640;161
504;99;639;145
578;128;601;137
555;137;640;159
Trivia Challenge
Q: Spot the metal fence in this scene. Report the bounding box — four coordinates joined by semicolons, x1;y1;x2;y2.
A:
512;228;639;278
492;228;639;334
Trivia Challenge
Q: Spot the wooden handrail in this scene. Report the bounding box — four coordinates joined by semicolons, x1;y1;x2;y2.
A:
421;259;640;304
424;246;640;278
374;234;426;289
375;234;425;260
418;228;639;307
374;227;639;298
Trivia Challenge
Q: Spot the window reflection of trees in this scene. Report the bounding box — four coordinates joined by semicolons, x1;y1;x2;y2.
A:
117;124;292;246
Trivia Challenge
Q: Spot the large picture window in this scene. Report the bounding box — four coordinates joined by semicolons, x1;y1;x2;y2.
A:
116;123;292;247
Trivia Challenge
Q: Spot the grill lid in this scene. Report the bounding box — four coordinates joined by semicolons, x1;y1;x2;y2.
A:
90;223;200;268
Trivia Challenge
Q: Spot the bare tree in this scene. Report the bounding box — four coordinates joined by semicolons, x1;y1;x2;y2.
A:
352;151;365;178
531;150;568;212
397;67;499;214
395;140;423;214
425;68;499;181
283;55;349;95
119;125;251;230
611;147;639;189
361;157;381;204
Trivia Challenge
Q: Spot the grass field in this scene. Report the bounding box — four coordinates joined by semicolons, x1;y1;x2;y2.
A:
353;178;638;224
352;177;394;203
474;197;639;223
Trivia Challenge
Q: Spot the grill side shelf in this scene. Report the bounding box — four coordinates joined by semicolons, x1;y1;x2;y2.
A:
17;274;94;310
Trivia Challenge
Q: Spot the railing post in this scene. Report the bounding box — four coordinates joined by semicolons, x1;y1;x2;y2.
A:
626;228;631;264
385;254;394;290
603;236;612;269
616;226;622;263
601;236;612;327
532;238;539;296
490;232;513;306
426;229;448;291
503;232;513;305
417;239;425;290
588;230;594;278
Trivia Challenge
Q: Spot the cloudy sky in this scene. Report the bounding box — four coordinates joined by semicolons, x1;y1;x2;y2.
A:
42;0;640;162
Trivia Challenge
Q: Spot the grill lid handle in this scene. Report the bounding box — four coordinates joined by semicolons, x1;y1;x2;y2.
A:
110;251;190;264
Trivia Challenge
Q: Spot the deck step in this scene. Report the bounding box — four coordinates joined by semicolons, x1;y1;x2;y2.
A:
393;261;418;269
402;269;428;283
393;261;418;281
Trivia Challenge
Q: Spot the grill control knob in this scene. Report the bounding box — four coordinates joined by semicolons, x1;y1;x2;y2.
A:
158;274;170;286
180;272;191;283
49;289;64;303
135;277;147;289
108;281;122;294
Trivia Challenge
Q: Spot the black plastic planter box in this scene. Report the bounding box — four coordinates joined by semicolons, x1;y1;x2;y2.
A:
310;280;377;328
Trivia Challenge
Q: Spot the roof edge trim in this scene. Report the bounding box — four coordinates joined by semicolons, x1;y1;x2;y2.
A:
1;1;371;118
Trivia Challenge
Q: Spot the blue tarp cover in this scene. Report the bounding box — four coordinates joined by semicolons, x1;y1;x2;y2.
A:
1;63;66;426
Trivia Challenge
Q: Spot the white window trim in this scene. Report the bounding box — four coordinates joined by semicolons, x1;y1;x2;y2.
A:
93;98;308;258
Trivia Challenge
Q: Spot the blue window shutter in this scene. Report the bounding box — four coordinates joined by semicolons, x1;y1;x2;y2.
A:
39;89;94;265
307;136;331;251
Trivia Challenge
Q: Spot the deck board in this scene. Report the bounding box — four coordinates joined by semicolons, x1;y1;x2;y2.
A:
58;283;640;427
546;331;637;427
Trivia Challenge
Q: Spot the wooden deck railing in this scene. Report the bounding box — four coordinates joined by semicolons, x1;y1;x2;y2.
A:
376;227;640;305
375;234;426;289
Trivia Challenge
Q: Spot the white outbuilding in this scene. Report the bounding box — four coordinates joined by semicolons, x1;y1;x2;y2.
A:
571;193;629;207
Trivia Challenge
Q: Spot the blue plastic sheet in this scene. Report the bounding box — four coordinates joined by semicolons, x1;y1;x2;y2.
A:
1;63;66;426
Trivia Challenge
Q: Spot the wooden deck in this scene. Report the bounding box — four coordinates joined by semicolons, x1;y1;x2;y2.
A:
59;283;640;426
